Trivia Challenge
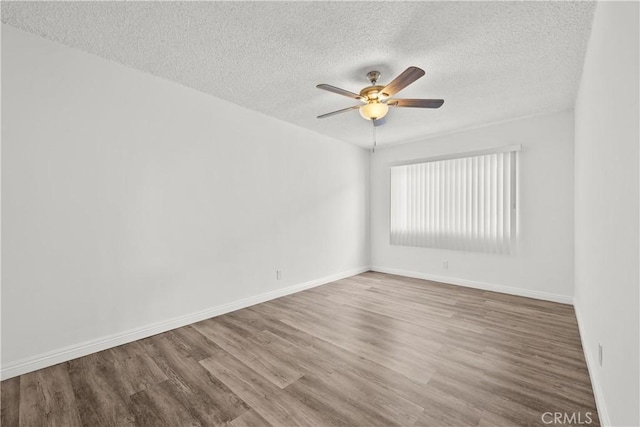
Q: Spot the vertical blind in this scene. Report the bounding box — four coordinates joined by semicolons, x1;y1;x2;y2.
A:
390;147;519;254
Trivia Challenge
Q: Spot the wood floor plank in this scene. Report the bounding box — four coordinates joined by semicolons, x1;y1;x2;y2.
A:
106;342;168;396
258;328;434;410
1;271;600;426
19;364;82;427
128;380;202;427
140;332;249;424
413;388;483;427
193;318;305;388
292;367;424;426
67;352;137;426
478;409;522;427
199;349;329;426
276;313;437;384
285;301;445;365
284;374;399;426
484;394;570;427
168;325;225;362
1;376;20;427
229;409;272;427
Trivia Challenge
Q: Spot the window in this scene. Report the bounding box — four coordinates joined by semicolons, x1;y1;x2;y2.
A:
390;146;520;254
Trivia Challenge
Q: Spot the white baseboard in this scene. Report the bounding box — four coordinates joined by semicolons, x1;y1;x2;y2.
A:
574;303;610;427
370;266;574;305
0;266;370;380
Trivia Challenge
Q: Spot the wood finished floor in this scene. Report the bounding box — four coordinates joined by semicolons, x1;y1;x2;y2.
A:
1;272;599;427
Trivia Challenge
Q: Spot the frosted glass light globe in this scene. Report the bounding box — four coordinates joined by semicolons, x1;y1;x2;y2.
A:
359;102;389;120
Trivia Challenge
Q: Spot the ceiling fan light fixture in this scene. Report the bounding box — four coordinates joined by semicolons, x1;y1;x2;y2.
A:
316;67;442;124
359;101;389;121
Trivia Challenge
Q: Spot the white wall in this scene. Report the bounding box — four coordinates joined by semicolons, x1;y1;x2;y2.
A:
574;2;639;426
1;25;369;376
371;111;575;302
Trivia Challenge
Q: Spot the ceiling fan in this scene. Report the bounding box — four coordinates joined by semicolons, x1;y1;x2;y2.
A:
316;66;444;126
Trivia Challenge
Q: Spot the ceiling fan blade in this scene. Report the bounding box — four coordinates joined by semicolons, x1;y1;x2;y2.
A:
317;105;360;119
388;99;444;108
380;67;425;98
316;84;362;100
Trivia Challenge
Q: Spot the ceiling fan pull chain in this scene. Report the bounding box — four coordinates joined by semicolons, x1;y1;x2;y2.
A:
372;120;377;153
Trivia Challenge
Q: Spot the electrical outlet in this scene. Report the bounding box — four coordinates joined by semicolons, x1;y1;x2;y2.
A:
443;260;449;269
276;270;283;280
598;344;603;367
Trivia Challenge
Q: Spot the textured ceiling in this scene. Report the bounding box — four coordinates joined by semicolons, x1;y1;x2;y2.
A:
1;1;596;148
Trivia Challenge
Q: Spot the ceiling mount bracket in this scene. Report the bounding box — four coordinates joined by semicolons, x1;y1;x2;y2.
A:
366;70;381;85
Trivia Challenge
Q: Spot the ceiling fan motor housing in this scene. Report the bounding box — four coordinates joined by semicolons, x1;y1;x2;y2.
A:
359;85;386;101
